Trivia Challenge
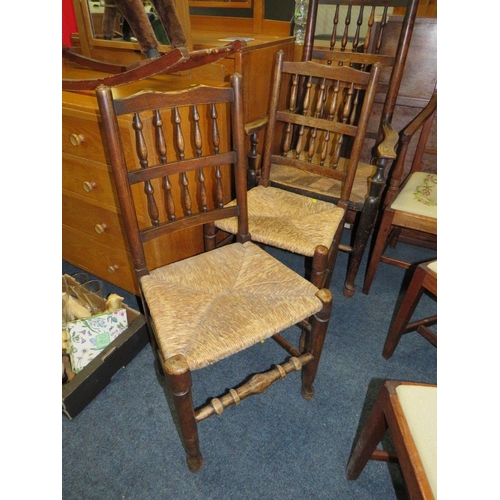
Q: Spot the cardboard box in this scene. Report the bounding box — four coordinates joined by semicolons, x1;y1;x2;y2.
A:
62;275;149;419
67;308;129;373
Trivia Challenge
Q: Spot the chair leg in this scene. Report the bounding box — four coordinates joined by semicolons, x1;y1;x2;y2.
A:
301;289;332;400
310;245;329;289
362;209;396;295
164;354;204;472
344;197;381;297
382;265;426;359
346;384;389;480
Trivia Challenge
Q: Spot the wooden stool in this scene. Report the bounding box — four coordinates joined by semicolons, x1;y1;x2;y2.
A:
347;380;437;499
383;260;437;359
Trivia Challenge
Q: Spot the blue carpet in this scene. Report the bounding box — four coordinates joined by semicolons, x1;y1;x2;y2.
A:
62;236;436;500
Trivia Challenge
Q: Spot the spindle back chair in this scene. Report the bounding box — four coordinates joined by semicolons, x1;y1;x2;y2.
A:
216;50;395;293
264;0;420;296
95;74;333;472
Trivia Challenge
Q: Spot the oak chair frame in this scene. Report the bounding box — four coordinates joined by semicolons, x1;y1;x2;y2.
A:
269;0;420;297
383;260;436;359
347;380;437;499
362;90;437;295
95;73;333;472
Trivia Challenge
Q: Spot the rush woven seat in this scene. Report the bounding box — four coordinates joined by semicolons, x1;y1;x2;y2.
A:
96;73;333;473
215;186;344;257
141;241;323;370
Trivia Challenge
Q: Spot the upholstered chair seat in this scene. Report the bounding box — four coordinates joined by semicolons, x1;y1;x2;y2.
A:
396;384;437;499
141;241;324;371
390;172;437;217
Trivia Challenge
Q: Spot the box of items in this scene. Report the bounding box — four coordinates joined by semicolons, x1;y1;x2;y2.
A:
62;275;149;419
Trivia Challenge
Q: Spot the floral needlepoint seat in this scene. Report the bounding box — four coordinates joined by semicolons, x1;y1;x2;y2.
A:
363;91;437;295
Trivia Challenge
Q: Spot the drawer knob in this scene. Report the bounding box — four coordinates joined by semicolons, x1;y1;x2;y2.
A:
94;223;108;234
83;181;97;192
69;133;85;146
107;264;119;274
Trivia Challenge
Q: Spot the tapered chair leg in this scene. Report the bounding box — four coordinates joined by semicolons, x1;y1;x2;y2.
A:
362;209;396;295
346;384;390;480
301;289;332;400
164;354;204;472
382;264;428;359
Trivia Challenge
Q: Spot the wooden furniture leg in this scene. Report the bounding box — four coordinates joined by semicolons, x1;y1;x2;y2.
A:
164;355;204;472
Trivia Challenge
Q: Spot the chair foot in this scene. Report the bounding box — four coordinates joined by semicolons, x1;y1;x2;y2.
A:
301;385;315;400
186;454;204;473
343;284;355;298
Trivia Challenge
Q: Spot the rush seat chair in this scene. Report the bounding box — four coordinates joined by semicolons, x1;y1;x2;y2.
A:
96;74;333;472
215;50;397;292
347;380;437;499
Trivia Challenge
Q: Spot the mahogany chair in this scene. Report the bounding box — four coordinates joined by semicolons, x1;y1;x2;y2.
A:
265;0;421;297
383;260;437;359
362;91;437;295
216;50;396;293
95;74;333;472
347;380;437;499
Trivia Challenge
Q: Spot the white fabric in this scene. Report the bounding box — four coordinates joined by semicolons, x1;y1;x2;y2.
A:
396;385;437;499
390;172;437;218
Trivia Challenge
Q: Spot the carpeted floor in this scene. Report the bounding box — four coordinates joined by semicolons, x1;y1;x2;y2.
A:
62;236;437;500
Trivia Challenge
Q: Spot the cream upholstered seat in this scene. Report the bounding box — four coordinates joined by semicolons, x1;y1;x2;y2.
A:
141;241;323;371
362;92;437;295
396;384;437;499
347;380;437;499
390;172;437;218
215;186;344;258
96;74;333;472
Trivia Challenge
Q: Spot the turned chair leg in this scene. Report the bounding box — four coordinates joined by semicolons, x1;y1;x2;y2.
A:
164;354;204;472
301;289;332;400
346;384;389;480
362;209;396;295
382;264;426;359
344;199;380;297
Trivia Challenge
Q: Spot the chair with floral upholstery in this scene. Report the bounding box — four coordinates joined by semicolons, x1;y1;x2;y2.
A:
362;91;437;295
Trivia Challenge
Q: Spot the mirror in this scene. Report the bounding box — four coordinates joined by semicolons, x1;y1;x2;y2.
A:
85;0;252;42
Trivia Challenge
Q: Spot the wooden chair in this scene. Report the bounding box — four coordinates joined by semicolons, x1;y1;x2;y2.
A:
383;260;437;359
95;74;333;472
362;91;437;295
347;380;437;499
266;0;421;297
216;50;397;292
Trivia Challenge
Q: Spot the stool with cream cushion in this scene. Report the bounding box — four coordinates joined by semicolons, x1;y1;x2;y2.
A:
383;260;437;359
347;380;437;499
363;92;437;295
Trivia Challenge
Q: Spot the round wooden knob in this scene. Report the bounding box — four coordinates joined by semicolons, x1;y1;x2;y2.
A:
94;223;108;234
82;181;97;192
107;265;119;274
69;133;85;146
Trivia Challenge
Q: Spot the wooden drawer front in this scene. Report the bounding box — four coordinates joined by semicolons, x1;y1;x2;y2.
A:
62;193;128;251
63;153;118;207
62;112;108;164
63;224;138;294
